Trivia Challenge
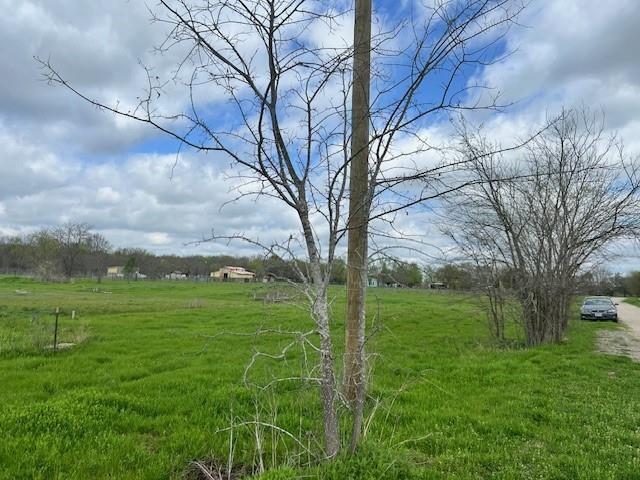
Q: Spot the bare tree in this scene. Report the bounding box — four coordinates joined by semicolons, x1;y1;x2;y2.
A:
28;230;60;280
446;108;640;345
0;236;31;275
50;222;93;279
87;233;112;282
38;0;524;458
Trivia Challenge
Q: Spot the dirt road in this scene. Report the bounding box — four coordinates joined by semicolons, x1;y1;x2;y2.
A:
596;298;640;362
614;298;640;338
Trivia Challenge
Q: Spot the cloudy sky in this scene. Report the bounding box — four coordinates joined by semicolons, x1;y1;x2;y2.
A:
1;0;639;269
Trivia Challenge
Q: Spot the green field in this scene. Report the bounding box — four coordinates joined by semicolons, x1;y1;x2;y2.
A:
624;297;640;308
1;277;639;479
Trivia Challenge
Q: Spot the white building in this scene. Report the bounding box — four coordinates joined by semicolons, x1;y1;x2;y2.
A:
211;266;256;282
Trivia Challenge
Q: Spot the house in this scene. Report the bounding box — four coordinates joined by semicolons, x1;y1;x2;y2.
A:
211;266;256;282
107;266;124;279
368;276;400;288
107;266;145;279
165;271;188;280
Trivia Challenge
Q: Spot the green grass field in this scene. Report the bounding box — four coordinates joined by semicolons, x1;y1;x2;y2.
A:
1;277;639;479
624;297;640;308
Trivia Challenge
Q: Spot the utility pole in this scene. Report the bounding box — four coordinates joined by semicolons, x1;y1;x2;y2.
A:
345;0;372;453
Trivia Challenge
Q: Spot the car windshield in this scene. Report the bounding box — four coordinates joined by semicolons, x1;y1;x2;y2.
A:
583;299;612;306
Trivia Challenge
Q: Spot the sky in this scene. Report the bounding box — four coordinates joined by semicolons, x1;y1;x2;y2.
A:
1;0;639;270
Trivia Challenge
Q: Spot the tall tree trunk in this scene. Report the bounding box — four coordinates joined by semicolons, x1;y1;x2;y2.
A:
302;209;341;458
314;287;341;458
345;0;372;454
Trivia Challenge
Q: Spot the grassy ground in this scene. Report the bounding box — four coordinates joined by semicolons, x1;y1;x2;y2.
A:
623;297;640;307
0;277;639;479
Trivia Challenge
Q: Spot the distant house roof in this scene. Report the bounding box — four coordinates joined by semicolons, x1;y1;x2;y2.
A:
211;266;256;278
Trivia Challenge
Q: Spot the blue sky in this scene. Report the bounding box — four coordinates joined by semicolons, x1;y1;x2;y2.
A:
0;0;639;271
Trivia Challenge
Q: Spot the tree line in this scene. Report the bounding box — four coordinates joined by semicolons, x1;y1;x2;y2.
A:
0;225;301;281
4;224;637;297
424;262;640;297
0;224;429;285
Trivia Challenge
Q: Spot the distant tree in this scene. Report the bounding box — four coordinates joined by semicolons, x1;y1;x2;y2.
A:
404;263;423;287
116;248;151;276
87;233;112;282
330;258;347;285
123;256;137;281
247;257;266;280
1;237;30;274
28;230;60;280
50;222;92;279
577;267;616;296
434;264;475;290
625;271;640;297
263;255;297;282
421;265;436;285
613;273;630;297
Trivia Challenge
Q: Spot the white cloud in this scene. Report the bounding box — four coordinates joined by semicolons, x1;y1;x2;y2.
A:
0;124;299;253
0;0;205;154
1;0;639;272
96;187;121;205
145;232;172;246
471;0;640;141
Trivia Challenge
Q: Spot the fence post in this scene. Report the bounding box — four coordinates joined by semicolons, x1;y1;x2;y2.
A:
53;307;60;351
